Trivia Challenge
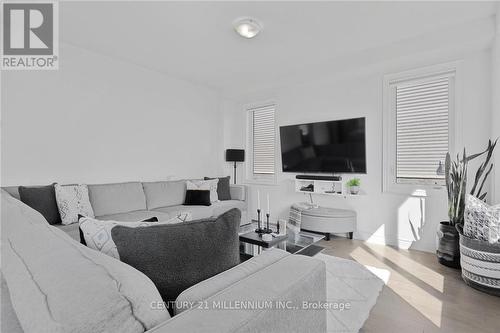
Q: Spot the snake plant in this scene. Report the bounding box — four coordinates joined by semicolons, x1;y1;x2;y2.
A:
445;139;497;226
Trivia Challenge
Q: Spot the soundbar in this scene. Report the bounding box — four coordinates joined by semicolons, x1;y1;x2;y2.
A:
296;175;342;181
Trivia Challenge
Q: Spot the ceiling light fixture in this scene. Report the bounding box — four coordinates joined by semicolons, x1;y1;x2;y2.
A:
233;17;263;39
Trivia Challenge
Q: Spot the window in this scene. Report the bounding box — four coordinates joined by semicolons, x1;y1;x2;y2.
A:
247;103;276;183
383;63;460;193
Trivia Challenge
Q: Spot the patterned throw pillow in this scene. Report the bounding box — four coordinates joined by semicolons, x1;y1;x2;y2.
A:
79;212;192;259
464;194;500;243
186;179;219;203
54;184;94;225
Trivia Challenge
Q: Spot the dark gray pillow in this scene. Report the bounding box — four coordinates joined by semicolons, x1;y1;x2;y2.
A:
204;176;231;200
111;208;241;306
18;184;61;225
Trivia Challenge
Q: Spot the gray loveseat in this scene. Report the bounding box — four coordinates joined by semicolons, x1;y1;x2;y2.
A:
1;183;327;333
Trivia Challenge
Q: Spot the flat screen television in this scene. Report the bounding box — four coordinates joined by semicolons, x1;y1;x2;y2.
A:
279;117;366;173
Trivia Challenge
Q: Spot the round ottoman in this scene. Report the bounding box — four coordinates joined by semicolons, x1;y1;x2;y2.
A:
301;206;356;240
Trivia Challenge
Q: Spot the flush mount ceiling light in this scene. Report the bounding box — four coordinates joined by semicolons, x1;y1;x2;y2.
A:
233;17;263;39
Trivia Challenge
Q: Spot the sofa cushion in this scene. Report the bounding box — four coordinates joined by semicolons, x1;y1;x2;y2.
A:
54;223;80;241
18;184;61;225
1;274;23;333
112;209;241;307
97;210;171;222
229;184;246;201
142;180;186;210
2;186;20;200
149;254;327;333
175;248;290;314
142;180;187;210
88;182;147;216
211;200;247;217
1;189;169;333
153;205;213;220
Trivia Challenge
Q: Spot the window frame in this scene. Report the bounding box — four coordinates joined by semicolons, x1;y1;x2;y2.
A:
383;62;462;194
245;100;278;185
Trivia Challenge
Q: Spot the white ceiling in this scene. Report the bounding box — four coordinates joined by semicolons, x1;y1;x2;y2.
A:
61;1;497;97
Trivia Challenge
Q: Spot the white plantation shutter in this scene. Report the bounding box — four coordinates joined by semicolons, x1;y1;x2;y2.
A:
395;76;452;183
251;104;276;174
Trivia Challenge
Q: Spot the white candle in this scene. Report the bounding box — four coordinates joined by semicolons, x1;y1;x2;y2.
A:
257;190;261;210
267;194;270;215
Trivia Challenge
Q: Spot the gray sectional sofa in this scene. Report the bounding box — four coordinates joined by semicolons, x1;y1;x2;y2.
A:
0;181;327;333
3;180;249;241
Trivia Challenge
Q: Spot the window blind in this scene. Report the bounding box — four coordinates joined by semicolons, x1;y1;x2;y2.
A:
396;76;450;182
252;104;276;174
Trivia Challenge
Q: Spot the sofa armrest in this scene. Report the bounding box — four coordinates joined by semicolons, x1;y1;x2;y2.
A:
175;248;290;315
148;254;327;333
229;184;246;201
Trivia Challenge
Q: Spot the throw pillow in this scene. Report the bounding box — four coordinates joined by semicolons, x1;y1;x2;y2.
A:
54;184;95;225
184;190;211;206
79;217;158;259
78;214;159;246
464;194;500;243
111;208;241;306
204;176;231;201
141;216;159;223
186;179;219;202
18;184;61;225
79;214;193;258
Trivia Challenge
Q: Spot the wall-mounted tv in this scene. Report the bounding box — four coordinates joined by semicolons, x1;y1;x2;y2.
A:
279;117;366;174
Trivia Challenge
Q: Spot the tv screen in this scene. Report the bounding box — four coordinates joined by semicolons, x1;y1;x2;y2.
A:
279;117;366;173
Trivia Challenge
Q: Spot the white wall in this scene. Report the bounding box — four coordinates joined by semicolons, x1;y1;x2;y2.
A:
223;48;493;253
222;99;247;184
1;43;223;186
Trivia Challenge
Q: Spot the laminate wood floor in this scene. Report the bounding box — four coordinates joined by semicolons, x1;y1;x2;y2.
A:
318;237;500;333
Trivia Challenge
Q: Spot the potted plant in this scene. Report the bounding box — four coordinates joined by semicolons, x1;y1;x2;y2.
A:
347;178;361;195
437;139;497;268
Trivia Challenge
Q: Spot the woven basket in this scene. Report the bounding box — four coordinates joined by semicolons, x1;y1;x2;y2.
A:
458;227;500;296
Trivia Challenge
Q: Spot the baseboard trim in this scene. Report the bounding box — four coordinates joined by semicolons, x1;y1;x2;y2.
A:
355;230;415;250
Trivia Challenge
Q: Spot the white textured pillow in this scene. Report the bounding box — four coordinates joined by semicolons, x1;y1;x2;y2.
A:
79;217;159;259
186;179;219;202
464;194;500;243
80;213;193;259
55;183;94;225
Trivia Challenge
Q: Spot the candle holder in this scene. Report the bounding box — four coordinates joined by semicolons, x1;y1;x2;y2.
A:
262;213;272;234
255;209;266;234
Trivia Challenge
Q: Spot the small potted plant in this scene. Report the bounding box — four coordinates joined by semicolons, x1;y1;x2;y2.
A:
347;178;361;195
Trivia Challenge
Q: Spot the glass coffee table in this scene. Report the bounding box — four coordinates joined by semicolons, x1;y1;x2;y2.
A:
239;221;325;258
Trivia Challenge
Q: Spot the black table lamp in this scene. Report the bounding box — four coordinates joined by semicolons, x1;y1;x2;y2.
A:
226;149;245;184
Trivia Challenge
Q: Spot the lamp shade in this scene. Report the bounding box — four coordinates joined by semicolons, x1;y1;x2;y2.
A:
226;149;245;162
